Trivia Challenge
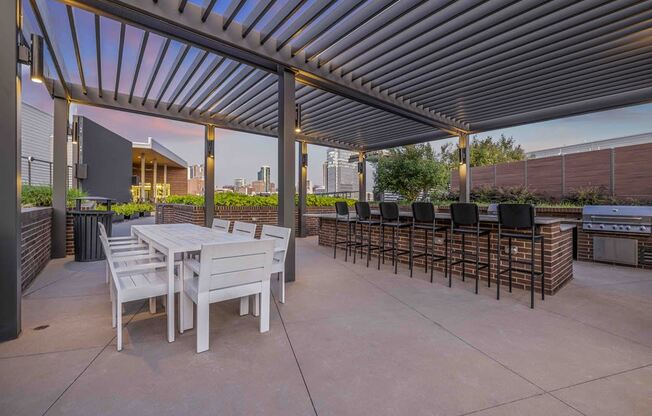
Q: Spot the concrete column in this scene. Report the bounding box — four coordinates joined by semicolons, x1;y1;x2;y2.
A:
0;0;21;341
152;159;158;202
204;125;215;227
140;152;145;201
298;141;307;237
459;133;471;203
52;98;68;258
358;151;366;201
278;67;296;281
163;163;167;198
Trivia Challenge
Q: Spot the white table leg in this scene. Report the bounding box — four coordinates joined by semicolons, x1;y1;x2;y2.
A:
239;297;249;316
260;281;270;333
167;253;175;342
252;294;260;317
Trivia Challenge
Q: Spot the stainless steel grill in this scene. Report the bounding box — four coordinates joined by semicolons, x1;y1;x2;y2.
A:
582;205;652;234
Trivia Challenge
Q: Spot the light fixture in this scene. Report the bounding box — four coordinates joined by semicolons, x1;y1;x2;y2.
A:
357;161;364;173
301;153;308;168
294;104;302;133
207;139;215;158
30;34;44;84
458;146;467;165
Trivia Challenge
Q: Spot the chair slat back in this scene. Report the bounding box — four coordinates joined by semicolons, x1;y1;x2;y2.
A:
260;224;291;264
197;239;274;293
212;218;231;232
98;232;121;293
98;222;108;240
232;221;257;238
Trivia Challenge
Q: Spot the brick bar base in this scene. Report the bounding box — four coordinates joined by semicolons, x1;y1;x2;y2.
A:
577;229;652;269
21;207;52;290
318;216;574;295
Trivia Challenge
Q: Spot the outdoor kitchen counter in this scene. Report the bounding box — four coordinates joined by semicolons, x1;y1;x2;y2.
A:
309;212;574;295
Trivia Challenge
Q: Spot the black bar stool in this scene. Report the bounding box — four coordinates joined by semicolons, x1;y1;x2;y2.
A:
448;203;491;294
333;202;357;262
496;203;545;309
378;202;412;274
353;202;381;267
410;202;448;282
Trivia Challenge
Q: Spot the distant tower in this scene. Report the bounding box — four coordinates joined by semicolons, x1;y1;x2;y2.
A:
257;165;271;193
325;148;357;194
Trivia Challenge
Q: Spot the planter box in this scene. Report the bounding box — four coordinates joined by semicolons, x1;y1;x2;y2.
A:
128;213;140;220
143;211;151;217
112;214;124;223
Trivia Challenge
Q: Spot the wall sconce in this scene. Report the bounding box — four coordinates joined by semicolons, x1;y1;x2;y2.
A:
30;34;44;84
294;104;302;133
357;161;364;173
301;153;308;168
458;146;467;165
207;140;215;158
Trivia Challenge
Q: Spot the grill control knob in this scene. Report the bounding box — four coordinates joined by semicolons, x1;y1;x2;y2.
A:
599;225;605;229
625;226;631;231
641;226;648;232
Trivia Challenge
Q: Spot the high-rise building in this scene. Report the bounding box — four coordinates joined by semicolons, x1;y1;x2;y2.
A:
234;178;246;187
324;148;357;194
257;165;271;193
188;164;204;179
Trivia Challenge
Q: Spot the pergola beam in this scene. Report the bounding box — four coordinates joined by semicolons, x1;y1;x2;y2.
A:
60;0;467;135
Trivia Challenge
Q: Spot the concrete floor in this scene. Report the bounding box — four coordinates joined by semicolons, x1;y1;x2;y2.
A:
1;235;651;416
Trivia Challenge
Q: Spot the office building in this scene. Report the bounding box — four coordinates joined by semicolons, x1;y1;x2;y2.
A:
257;165;271;193
324;148;357;194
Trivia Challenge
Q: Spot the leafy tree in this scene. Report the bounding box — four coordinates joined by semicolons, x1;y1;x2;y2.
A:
440;134;525;167
373;144;448;201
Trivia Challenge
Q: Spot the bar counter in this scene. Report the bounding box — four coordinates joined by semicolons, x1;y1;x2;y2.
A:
306;211;575;295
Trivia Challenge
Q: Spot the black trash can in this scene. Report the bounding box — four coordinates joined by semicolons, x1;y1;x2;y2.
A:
70;197;116;262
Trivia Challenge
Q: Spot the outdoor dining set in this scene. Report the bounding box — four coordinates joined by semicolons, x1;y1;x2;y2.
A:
99;220;291;353
333;201;545;309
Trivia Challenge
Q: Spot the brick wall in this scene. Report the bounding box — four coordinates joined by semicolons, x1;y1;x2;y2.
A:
577;229;652;269
155;204;335;238
451;143;652;200
21;207;52;290
318;214;574;295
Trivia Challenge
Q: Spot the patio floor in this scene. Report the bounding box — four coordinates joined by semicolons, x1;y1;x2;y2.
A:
1;235;651;416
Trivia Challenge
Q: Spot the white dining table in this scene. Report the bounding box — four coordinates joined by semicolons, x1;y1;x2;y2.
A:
131;223;257;342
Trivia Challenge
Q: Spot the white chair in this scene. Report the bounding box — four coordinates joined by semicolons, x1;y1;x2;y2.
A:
212;218;231;233
232;221;257;238
179;239;275;353
100;233;178;351
260;225;292;304
99;223;150;284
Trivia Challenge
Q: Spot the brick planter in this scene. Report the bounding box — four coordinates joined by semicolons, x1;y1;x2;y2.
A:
155;204;334;238
21;207;52;289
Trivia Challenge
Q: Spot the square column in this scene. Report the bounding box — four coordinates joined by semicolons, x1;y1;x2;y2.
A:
459;133;471;203
297;141;307;237
152;159;158;202
358;151;366;202
52;98;68;258
204;125;215;227
140;152;146;201
0;0;21;341
278;67;296;281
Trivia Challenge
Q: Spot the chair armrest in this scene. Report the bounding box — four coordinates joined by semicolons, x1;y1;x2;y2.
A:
107;236;138;241
115;261;166;274
184;258;201;275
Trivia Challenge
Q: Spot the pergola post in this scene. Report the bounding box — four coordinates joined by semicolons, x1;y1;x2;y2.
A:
204;125;215;227
458;133;471;203
152;158;158;202
358;151;366;202
163;164;168;198
278;67;296;281
52;98;69;258
0;0;21;341
140;152;145;201
297;141;307;237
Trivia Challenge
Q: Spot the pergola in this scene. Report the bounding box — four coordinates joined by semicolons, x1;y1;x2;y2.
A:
2;0;651;340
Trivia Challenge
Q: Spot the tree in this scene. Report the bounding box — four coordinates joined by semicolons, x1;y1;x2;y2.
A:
373;144;448;201
440;134;525;167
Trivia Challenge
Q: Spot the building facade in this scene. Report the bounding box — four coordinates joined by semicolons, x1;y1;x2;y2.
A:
21;103;53;186
324;148;357;194
257;165;271;193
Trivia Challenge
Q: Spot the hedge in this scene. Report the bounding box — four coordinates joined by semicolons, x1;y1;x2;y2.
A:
21;185;87;208
164;193;355;207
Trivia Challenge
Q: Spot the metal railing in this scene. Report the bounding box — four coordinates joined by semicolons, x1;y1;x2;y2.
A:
21;156;73;188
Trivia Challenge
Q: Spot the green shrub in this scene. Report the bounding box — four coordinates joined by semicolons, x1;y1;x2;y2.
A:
163;193;355;207
21;185;88;208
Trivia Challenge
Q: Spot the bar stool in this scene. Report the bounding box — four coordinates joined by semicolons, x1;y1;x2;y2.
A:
448;203;491;294
378;202;412;274
496;203;545;309
353;201;381;267
333;202;357;262
410;202;448;282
